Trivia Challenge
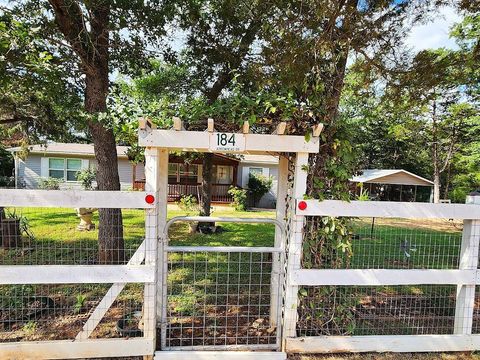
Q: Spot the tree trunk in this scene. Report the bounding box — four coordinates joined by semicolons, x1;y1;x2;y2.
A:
433;171;441;204
85;71;124;264
200;153;214;217
47;0;123;262
444;162;451;200
432;99;440;204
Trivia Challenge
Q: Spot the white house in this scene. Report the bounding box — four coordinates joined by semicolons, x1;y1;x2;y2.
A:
8;143;280;208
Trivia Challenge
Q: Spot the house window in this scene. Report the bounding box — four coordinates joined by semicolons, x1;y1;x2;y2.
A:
48;158;65;179
168;164;178;183
48;158;82;181
214;165;232;184
179;164;198;184
67;159;82;181
249;167;263;176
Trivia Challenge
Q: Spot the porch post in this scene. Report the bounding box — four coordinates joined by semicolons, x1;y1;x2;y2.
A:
132;163;136;189
283;152;308;341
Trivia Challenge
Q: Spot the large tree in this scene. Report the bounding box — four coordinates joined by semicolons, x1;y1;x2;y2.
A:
344;8;480;203
2;0;174;263
249;0;445;199
0;12;82;143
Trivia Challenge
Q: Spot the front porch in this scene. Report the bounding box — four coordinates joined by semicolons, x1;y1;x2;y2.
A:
132;153;239;203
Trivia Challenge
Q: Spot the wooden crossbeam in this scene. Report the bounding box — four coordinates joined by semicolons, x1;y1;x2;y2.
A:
312;123;324;137
75;240;147;340
242;121;250;134
273;122;286;135
138;117;151;130
173;117;184;131
207;118;215;132
139;129;320;153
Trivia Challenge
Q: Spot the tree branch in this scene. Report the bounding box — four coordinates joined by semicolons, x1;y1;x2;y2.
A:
204;20;260;104
47;0;93;72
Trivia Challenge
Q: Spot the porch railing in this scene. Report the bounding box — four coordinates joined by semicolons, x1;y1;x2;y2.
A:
133;181;234;203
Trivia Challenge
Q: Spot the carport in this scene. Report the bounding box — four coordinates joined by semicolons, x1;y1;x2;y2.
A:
350;169;434;202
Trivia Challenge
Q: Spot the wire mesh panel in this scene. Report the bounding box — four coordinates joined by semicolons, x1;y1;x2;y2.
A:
164;249;280;350
303;217;463;270
0;207;145;265
0;283;146;341
297;215;468;338
297;285;457;336
471;286;480;334
0;204;154;346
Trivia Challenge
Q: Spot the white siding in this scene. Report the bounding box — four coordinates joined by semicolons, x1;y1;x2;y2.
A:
16;152;191;191
118;159;134;190
19;154;133;190
16;158;26;188
238;162;279;209
23;155;42;189
135;163;145;180
89;158;133;190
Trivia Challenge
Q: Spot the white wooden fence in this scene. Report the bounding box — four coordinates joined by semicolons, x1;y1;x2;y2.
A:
0;189;157;359
2;187;480;357
285;198;480;353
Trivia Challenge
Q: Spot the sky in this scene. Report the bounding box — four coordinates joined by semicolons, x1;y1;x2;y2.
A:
405;6;462;52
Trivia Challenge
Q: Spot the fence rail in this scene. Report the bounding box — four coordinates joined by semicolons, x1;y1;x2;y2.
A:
0;189;154;209
296;199;480;219
291;269;477;286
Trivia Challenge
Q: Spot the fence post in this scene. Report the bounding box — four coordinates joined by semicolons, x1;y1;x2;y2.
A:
454;194;480;334
283;152;308;341
144;147;168;357
270;155;288;328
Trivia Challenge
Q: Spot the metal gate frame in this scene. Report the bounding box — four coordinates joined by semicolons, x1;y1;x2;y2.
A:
159;216;286;352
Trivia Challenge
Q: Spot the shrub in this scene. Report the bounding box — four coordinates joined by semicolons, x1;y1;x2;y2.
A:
248;173;273;207
0;176;14;188
76;168;97;190
228;186;248;211
178;194;199;215
38;177;61;190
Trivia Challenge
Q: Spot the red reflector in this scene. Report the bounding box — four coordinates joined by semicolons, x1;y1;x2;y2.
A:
298;201;307;211
145;194;155;204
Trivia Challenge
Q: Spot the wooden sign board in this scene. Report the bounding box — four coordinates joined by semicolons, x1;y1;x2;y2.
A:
209;132;246;152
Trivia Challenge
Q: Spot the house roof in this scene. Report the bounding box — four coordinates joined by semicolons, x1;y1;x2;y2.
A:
7;143;130;158
7;142;279;165
240;154;279;165
350;169;434;187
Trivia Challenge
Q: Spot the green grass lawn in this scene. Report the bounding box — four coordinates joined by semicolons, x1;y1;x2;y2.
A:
350;218;462;269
